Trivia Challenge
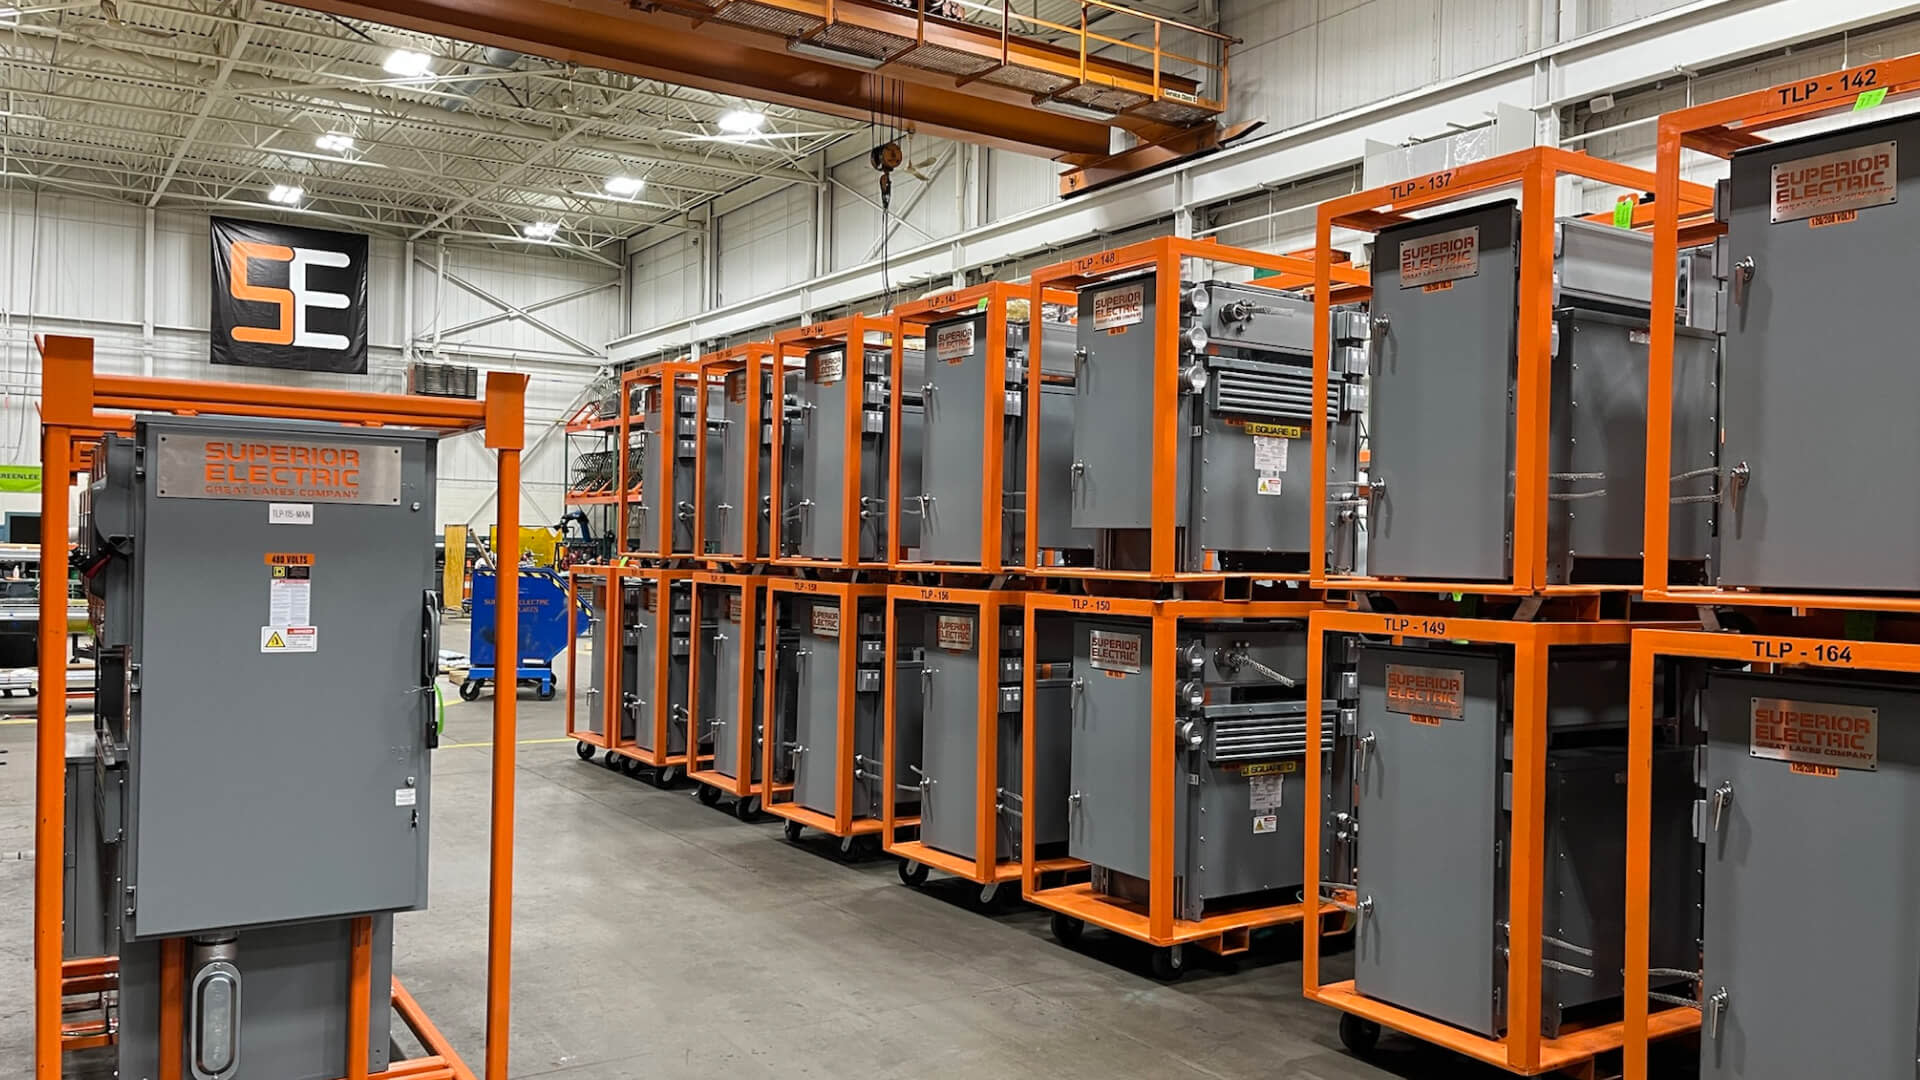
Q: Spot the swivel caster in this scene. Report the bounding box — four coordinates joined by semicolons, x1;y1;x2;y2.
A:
733;795;761;822
1049;914;1085;948
458;680;483;701
1338;1014;1381;1058
601;749;622;770
897;860;930;888
536;680;556;701
576;740;597;761
653;765;681;788
1149;945;1186;982
621;758;645;779
976;882;1002;909
783;820;804;843
696;784;723;807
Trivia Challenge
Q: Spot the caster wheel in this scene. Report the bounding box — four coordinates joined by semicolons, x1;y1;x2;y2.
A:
601;749;622;769
783;820;804;843
977;882;1001;908
1049;914;1085;948
653;765;681;788
1338;1014;1381;1058
458;680;483;701
536;681;556;701
621;757;645;779
576;740;597;761
897;860;930;888
696;784;723;807
1150;945;1186;982
838;834;856;857
733;796;761;822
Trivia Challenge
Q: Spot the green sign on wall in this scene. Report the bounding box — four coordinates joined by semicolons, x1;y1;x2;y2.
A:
0;466;42;493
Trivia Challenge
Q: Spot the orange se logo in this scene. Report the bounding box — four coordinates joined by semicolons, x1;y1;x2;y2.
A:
228;240;353;351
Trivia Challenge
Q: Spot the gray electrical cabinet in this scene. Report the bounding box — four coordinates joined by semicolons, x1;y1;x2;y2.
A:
81;415;438;1079
1066;618;1323;920
629;577;690;757
1698;670;1920;1078
1348;643;1697;1038
579;577;635;745
1366;205;1718;584
914;314;1090;565
705;366;774;560
64;729;112;960
912;605;1073;864
698;582;763;783
628;379;704;555
783;594;923;823
1715;116;1920;591
1064;277;1359;573
783;345;923;563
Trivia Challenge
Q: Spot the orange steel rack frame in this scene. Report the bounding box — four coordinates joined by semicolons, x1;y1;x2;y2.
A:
564;564;618;758
1021;591;1329;956
1642;53;1920;612
623;360;701;559
881;584;1040;889
1307;146;1718;598
759;576;912;842
887;283;1073;574
1302;607;1700;1077
769;314;901;571
1026;237;1367;583
686;569;770;813
32;334;524;1080
693;343;776;566
609;564;696;778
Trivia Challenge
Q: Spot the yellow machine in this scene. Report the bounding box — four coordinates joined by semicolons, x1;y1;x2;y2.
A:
492;524;561;568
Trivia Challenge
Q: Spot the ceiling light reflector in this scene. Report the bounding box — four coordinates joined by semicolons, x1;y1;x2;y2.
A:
383;49;433;77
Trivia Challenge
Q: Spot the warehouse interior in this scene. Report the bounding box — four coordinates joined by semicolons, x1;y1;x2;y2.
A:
5;0;1920;1077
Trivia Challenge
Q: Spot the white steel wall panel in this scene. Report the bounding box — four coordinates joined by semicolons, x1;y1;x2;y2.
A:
630;233;701;329
829;142;961;273
717;185;813;304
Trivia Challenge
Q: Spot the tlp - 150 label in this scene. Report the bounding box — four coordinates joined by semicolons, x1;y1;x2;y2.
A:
1750;696;1878;771
1398;226;1479;288
1771;140;1897;224
1088;629;1142;673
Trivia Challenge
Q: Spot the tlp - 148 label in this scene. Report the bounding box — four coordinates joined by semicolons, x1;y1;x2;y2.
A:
1751;696;1878;771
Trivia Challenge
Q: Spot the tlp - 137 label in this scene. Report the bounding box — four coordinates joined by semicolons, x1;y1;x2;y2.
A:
1398;225;1480;289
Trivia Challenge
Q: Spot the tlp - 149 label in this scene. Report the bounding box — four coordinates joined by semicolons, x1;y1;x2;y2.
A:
1751;696;1878;771
1771;140;1897;223
1384;663;1465;720
1398;226;1479;289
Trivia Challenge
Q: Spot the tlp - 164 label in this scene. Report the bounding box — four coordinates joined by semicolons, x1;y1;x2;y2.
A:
1398;226;1479;288
1384;663;1465;720
1751;696;1878;771
1771;140;1897;223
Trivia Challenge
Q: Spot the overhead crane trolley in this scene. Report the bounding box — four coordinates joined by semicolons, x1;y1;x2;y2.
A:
1307;146;1722;598
1304;606;1702;1077
1021;591;1345;980
886;283;1084;574
769;314;922;571
35;334;526;1080
686;571;771;819
1621;51;1920;1080
692;343;778;566
1022;237;1369;585
761;577;922;855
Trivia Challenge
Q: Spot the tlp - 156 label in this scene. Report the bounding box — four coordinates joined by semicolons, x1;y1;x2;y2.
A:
1384;663;1465;720
935;614;975;652
1398;226;1480;288
1088;629;1142;673
1771;140;1897;224
1751;696;1878;771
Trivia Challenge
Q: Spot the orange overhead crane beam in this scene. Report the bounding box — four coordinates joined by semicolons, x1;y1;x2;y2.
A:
290;0;1233;179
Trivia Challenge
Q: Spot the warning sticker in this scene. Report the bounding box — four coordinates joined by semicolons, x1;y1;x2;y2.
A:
395;787;418;807
934;322;976;363
936;614;975;652
810;605;841;638
270;575;311;626
1252;814;1278;835
1088;629;1142;674
264;552;315;567
260;625;318;653
1249;773;1283;811
1257;477;1284;496
1770;140;1897;224
1750;696;1878;771
1091;281;1145;330
1385;663;1465;719
811;349;845;385
269;502;314;526
1253;435;1289;474
1398;225;1480;288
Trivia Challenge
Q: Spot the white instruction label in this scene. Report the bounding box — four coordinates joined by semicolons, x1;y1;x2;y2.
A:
270;578;311;627
1257;476;1284;496
1249;773;1283;811
269;502;315;525
1252;435;1288;474
1252;814;1278;835
395;787;418;807
261;625;318;653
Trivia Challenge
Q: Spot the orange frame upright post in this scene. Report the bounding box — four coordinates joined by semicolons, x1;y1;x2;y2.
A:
685;569;769;808
1019;591;1330;956
1641;53;1920;613
32;334;519;1080
1025;237;1367;583
1306;146;1717;598
692;343;774;566
769;314;901;570
1301;607;1700;1077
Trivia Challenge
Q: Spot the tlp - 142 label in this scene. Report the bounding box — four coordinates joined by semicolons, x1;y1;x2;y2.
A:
1771;140;1897;224
1751;696;1878;771
1398;225;1480;289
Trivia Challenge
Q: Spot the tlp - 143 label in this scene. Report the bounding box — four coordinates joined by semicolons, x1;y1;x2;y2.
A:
1771;140;1897;224
1398;226;1480;288
1384;663;1465;720
934;322;976;363
1751;696;1878;771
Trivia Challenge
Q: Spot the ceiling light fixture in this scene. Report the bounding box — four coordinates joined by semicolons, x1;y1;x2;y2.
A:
785;40;887;70
266;184;304;205
523;221;560;240
604;175;645;197
383;49;433;78
315;132;355;152
717;109;766;134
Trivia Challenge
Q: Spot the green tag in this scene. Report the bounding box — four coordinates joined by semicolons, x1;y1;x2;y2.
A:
433;681;446;734
1612;196;1635;229
976;298;989;310
1855;87;1888;111
0;465;40;493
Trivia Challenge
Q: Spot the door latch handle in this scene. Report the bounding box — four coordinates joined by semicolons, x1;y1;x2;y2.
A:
1710;781;1733;832
1067;790;1083;814
1707;988;1729;1040
1724;462;1750;510
1358;731;1377;773
1355;895;1373;932
1732;256;1756;307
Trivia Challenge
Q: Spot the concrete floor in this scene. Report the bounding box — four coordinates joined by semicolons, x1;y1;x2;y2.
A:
0;623;1621;1080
